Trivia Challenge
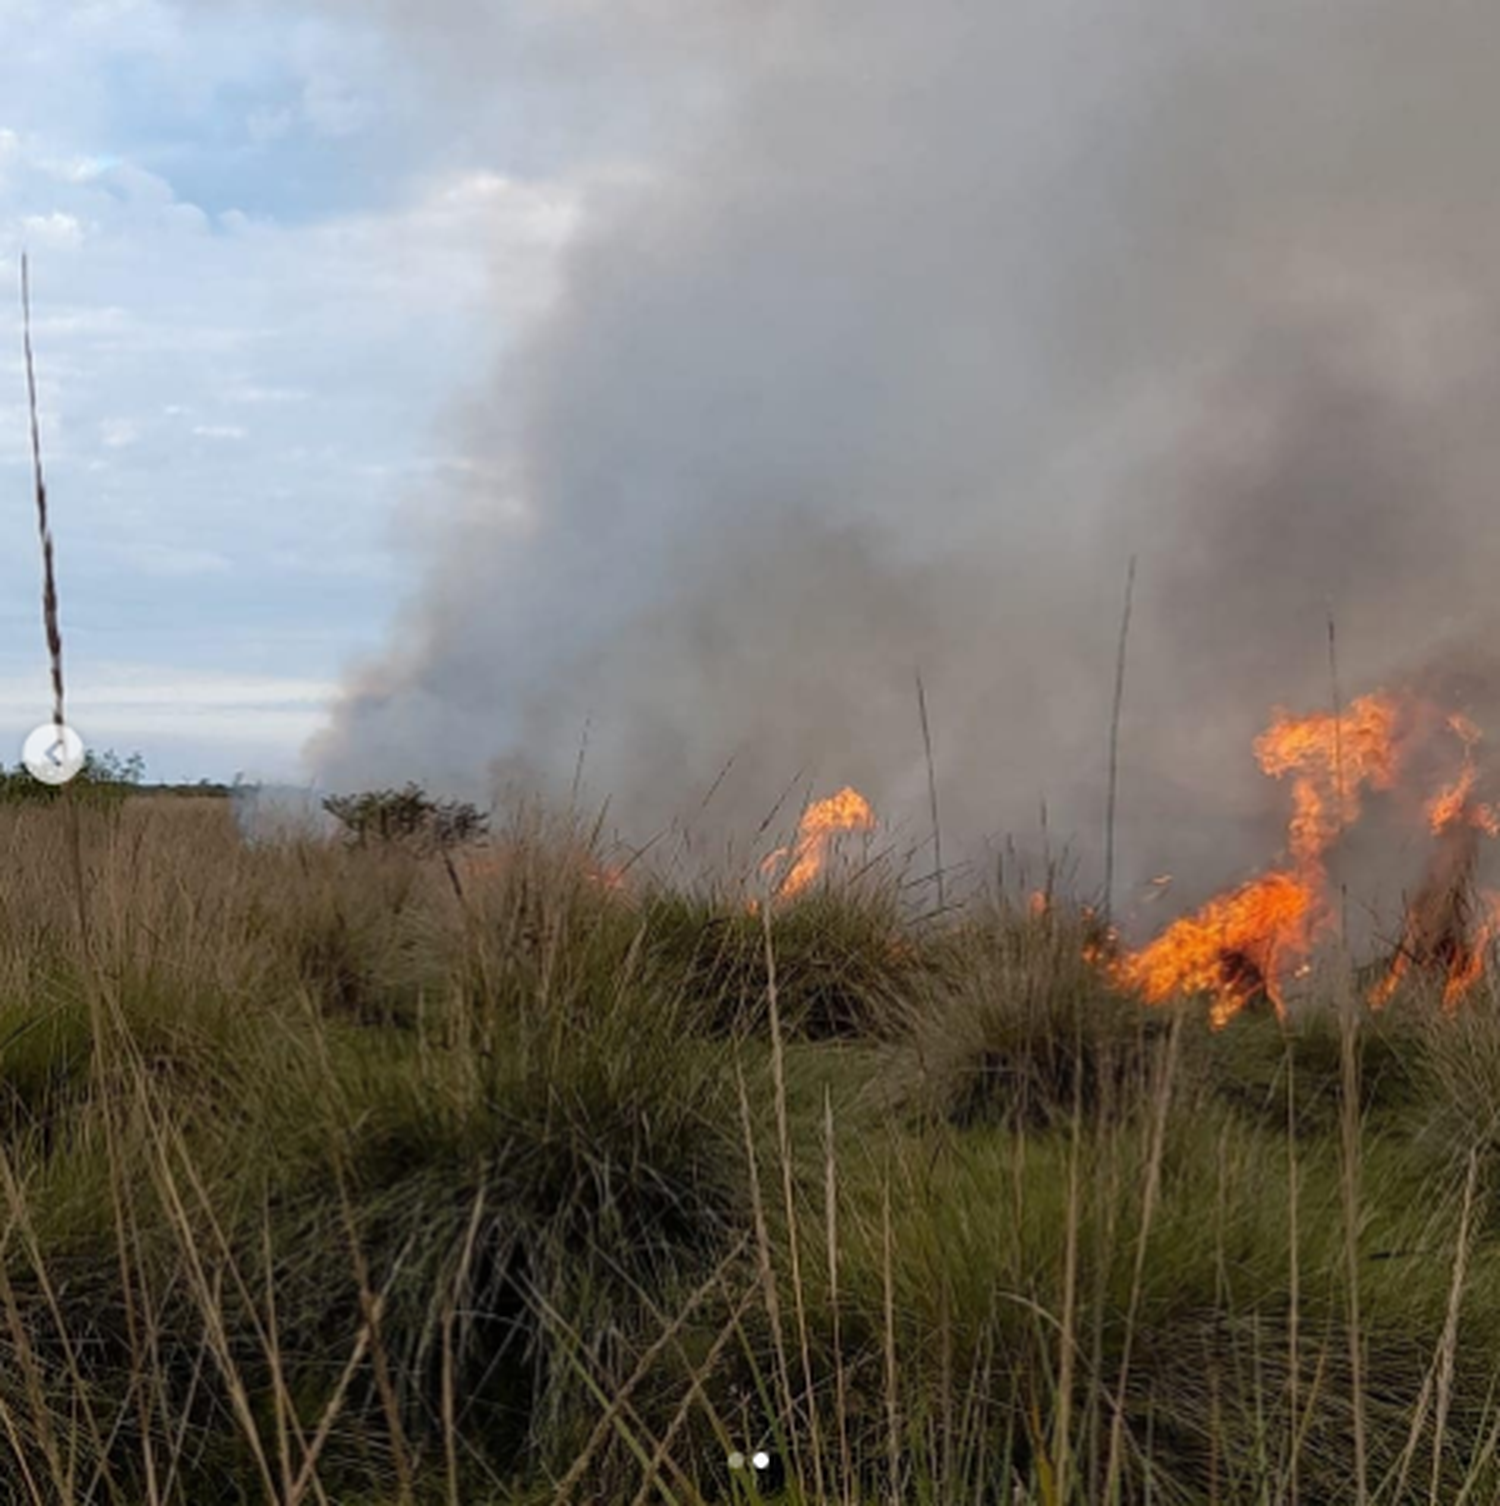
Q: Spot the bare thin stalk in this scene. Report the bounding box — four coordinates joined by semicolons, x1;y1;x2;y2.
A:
1103;1015;1180;1502
1327;607;1368;1504
1285;1029;1302;1506
569;713;592;811
824;1085;854;1502
21;257;91;956
916;668;946;911
735;1060;798;1484
1104;554;1137;924
1431;1148;1482;1503
442;1185;488;1506
21;253;64;733
1327;610;1350;946
760;898;822;1499
335;1163;414;1506
883;1167;900;1506
1054;1084;1083;1502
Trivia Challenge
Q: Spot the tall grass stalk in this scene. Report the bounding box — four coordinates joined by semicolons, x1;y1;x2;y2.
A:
760;894;823;1501
1103;553;1137;925
1285;1024;1302;1506
1102;1014;1180;1503
825;1083;854;1505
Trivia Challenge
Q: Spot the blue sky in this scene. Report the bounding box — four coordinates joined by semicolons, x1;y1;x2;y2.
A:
0;0;584;780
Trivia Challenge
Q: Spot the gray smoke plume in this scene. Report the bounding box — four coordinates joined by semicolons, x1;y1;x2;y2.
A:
303;1;1500;922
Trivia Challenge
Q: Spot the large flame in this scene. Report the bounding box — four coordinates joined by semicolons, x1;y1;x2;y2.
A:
761;785;876;902
1367;713;1500;1010
1368;836;1497;1012
1115;872;1314;1028
1119;690;1500;1023
1115;694;1401;1025
1253;693;1402;870
1425;713;1500;839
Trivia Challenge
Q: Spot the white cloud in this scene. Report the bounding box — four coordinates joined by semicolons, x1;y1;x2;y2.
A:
291;168;582;315
20;210;85;248
99;416;138;447
0;666;336;778
191;423;247;440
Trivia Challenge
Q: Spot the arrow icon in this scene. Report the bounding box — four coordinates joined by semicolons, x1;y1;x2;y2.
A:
22;723;85;786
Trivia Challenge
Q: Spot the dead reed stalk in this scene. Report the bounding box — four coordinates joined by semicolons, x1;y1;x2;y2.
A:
21;253;64;735
916;668;946;912
1103;554;1137;925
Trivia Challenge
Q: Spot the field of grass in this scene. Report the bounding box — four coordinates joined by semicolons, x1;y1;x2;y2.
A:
2;793;1499;1504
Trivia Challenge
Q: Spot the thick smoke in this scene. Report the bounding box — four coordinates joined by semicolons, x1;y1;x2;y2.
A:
307;1;1500;921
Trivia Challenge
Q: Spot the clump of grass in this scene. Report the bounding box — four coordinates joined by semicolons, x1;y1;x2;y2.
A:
1203;988;1431;1138
1407;976;1500;1173
641;877;925;1042
876;891;1171;1128
0;800;756;1500
235;985;749;1487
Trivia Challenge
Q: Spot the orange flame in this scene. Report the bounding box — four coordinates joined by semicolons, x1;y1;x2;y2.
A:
1253;692;1401;869
761;786;876;902
1368;952;1408;1009
1426;713;1500;837
1117;693;1402;1026
1449;886;1500;1005
1442;923;1492;1008
1366;713;1500;1010
1113;871;1314;1028
1108;689;1500;1022
1370;883;1500;1013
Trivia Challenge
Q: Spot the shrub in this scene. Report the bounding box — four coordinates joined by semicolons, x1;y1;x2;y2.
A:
322;782;488;852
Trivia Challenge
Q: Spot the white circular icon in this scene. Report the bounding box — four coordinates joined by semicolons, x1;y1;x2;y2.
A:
22;723;86;785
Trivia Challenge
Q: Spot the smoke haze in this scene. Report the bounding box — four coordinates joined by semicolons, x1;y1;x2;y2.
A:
300;1;1500;921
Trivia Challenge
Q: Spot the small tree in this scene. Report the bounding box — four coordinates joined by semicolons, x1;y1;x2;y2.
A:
81;748;145;786
322;782;488;851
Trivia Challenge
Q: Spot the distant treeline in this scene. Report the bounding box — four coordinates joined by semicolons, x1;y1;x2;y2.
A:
0;749;235;803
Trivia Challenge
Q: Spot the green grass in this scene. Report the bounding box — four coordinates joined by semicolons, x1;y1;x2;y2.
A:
0;796;1498;1502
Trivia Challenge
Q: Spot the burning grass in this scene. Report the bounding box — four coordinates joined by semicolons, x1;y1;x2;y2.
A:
7;794;1500;1501
1111;688;1500;1030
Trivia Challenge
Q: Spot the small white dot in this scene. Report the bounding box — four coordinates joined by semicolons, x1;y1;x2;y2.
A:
727;1451;745;1470
752;1450;771;1470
